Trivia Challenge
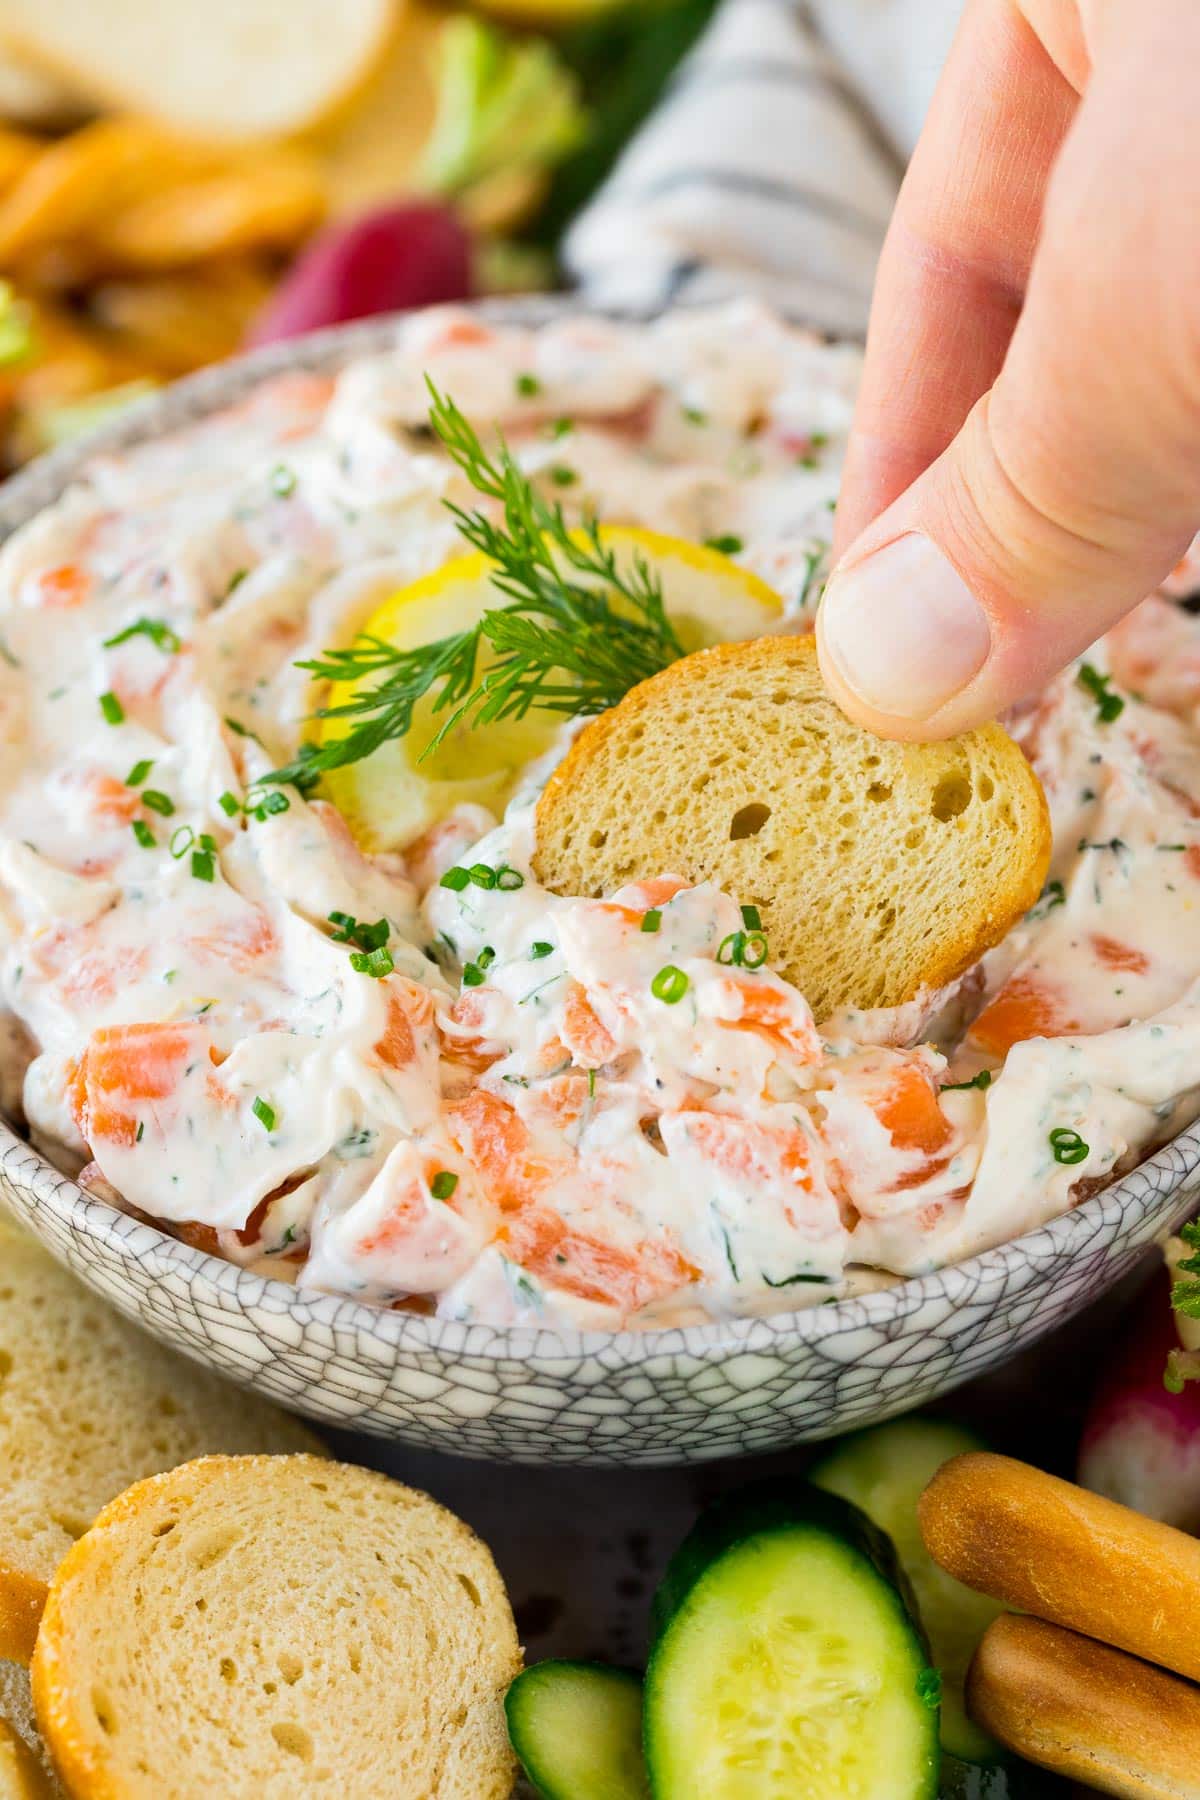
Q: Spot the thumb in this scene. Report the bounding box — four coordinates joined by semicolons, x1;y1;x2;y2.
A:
816;38;1200;741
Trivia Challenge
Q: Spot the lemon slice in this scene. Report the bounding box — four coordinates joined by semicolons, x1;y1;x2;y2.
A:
321;527;783;852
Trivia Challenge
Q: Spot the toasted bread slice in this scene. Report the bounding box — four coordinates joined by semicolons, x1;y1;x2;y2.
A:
0;1222;323;1663
0;1664;58;1800
32;1455;521;1800
0;0;395;141
534;635;1050;1021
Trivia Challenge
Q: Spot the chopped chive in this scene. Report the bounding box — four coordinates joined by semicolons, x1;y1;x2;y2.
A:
682;405;708;426
705;534;743;556
125;758;154;787
170;824;194;859
252;1096;276;1132
810;432;829;449
218;790;241;817
328;911;357;942
530;941;553;960
131;819;155;849
462;963;486;987
515;372;541;397
270;465;297;497
1078;662;1125;723
102;617;180;654
440;866;470;891
496;865;524;890
549;465;577;487
548;417;574;439
1049;1126;1088;1165
135;1121;144;1143
431;1170;459;1201
349;946;394;978
191;848;215;882
468;863;497;889
197;833;217;852
651;964;689;1004
476;946;496;970
588;1068;596;1097
141;789;175;817
717;932;744;965
98;690;124;725
225;568;248;596
246;787;290;818
942;1069;993;1093
640;909;662;933
742;931;768;969
741;904;762;930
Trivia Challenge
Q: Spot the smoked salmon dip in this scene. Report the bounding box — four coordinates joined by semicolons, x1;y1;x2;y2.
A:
2;301;1200;1330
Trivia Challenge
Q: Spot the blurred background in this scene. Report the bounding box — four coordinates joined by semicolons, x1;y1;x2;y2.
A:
0;0;730;469
0;0;967;474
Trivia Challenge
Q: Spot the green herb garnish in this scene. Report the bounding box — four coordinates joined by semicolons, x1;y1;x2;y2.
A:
270;465;297;498
530;941;553;959
141;790;174;817
252;1096;276;1132
431;1170;459;1200
942;1069;992;1092
266;385;683;788
640;908;662;933
350;946;395;978
1078;662;1125;723
218;791;241;817
651;964;688;1004
1171;1219;1200;1321
98;691;124;725
126;759;154;787
515;372;541;397
705;534;743;556
191;847;215;882
1049;1127;1088;1165
103;617;181;655
131;819;155;849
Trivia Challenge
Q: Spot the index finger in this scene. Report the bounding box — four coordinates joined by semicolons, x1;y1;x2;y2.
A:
833;0;1078;557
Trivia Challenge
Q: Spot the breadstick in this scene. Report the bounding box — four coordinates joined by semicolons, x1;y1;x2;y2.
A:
919;1452;1200;1681
969;1613;1200;1800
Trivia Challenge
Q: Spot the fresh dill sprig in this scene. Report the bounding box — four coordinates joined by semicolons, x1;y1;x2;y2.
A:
1172;1218;1200;1319
267;384;684;788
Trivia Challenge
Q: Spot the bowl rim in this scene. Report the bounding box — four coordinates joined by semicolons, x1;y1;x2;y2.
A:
1;293;1194;1366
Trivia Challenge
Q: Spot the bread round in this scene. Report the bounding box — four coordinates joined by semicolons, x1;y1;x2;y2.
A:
534;635;1051;1020
0;1220;323;1663
32;1455;521;1800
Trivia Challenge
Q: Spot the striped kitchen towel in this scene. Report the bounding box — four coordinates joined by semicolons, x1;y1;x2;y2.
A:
563;0;962;337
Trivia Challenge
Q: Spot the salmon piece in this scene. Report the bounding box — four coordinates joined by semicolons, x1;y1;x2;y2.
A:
1090;934;1150;975
722;977;822;1064
188;909;277;972
374;979;435;1070
87;774;140;825
676;1110;816;1191
529;1073;593;1130
73;1020;203;1148
969;973;1080;1057
602;874;689;928
35;563;90;608
502;1209;696;1314
1186;847;1200;883
59;945;150;1008
447;1088;555;1212
873;1064;952;1156
442;989;504;1073
560;981;617;1069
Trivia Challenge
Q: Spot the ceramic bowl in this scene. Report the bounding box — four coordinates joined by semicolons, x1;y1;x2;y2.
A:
1;300;1197;1467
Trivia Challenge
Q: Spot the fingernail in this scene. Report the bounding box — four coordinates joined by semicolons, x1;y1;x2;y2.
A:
819;533;990;719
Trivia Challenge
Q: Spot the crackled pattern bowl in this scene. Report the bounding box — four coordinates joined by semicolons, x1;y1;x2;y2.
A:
1;301;1197;1467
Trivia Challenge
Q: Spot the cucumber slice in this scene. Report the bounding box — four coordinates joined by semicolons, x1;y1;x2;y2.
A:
645;1482;939;1800
811;1417;1004;1764
506;1661;650;1800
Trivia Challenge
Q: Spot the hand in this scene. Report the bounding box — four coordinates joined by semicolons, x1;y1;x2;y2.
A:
816;0;1200;740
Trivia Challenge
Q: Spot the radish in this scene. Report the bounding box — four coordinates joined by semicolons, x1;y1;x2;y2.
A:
1077;1265;1200;1531
248;202;473;346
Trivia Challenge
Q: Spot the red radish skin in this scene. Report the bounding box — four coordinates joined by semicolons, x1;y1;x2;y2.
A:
248;203;474;346
1078;1273;1200;1531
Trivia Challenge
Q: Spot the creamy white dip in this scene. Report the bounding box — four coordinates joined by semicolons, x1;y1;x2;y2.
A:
2;300;1199;1331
